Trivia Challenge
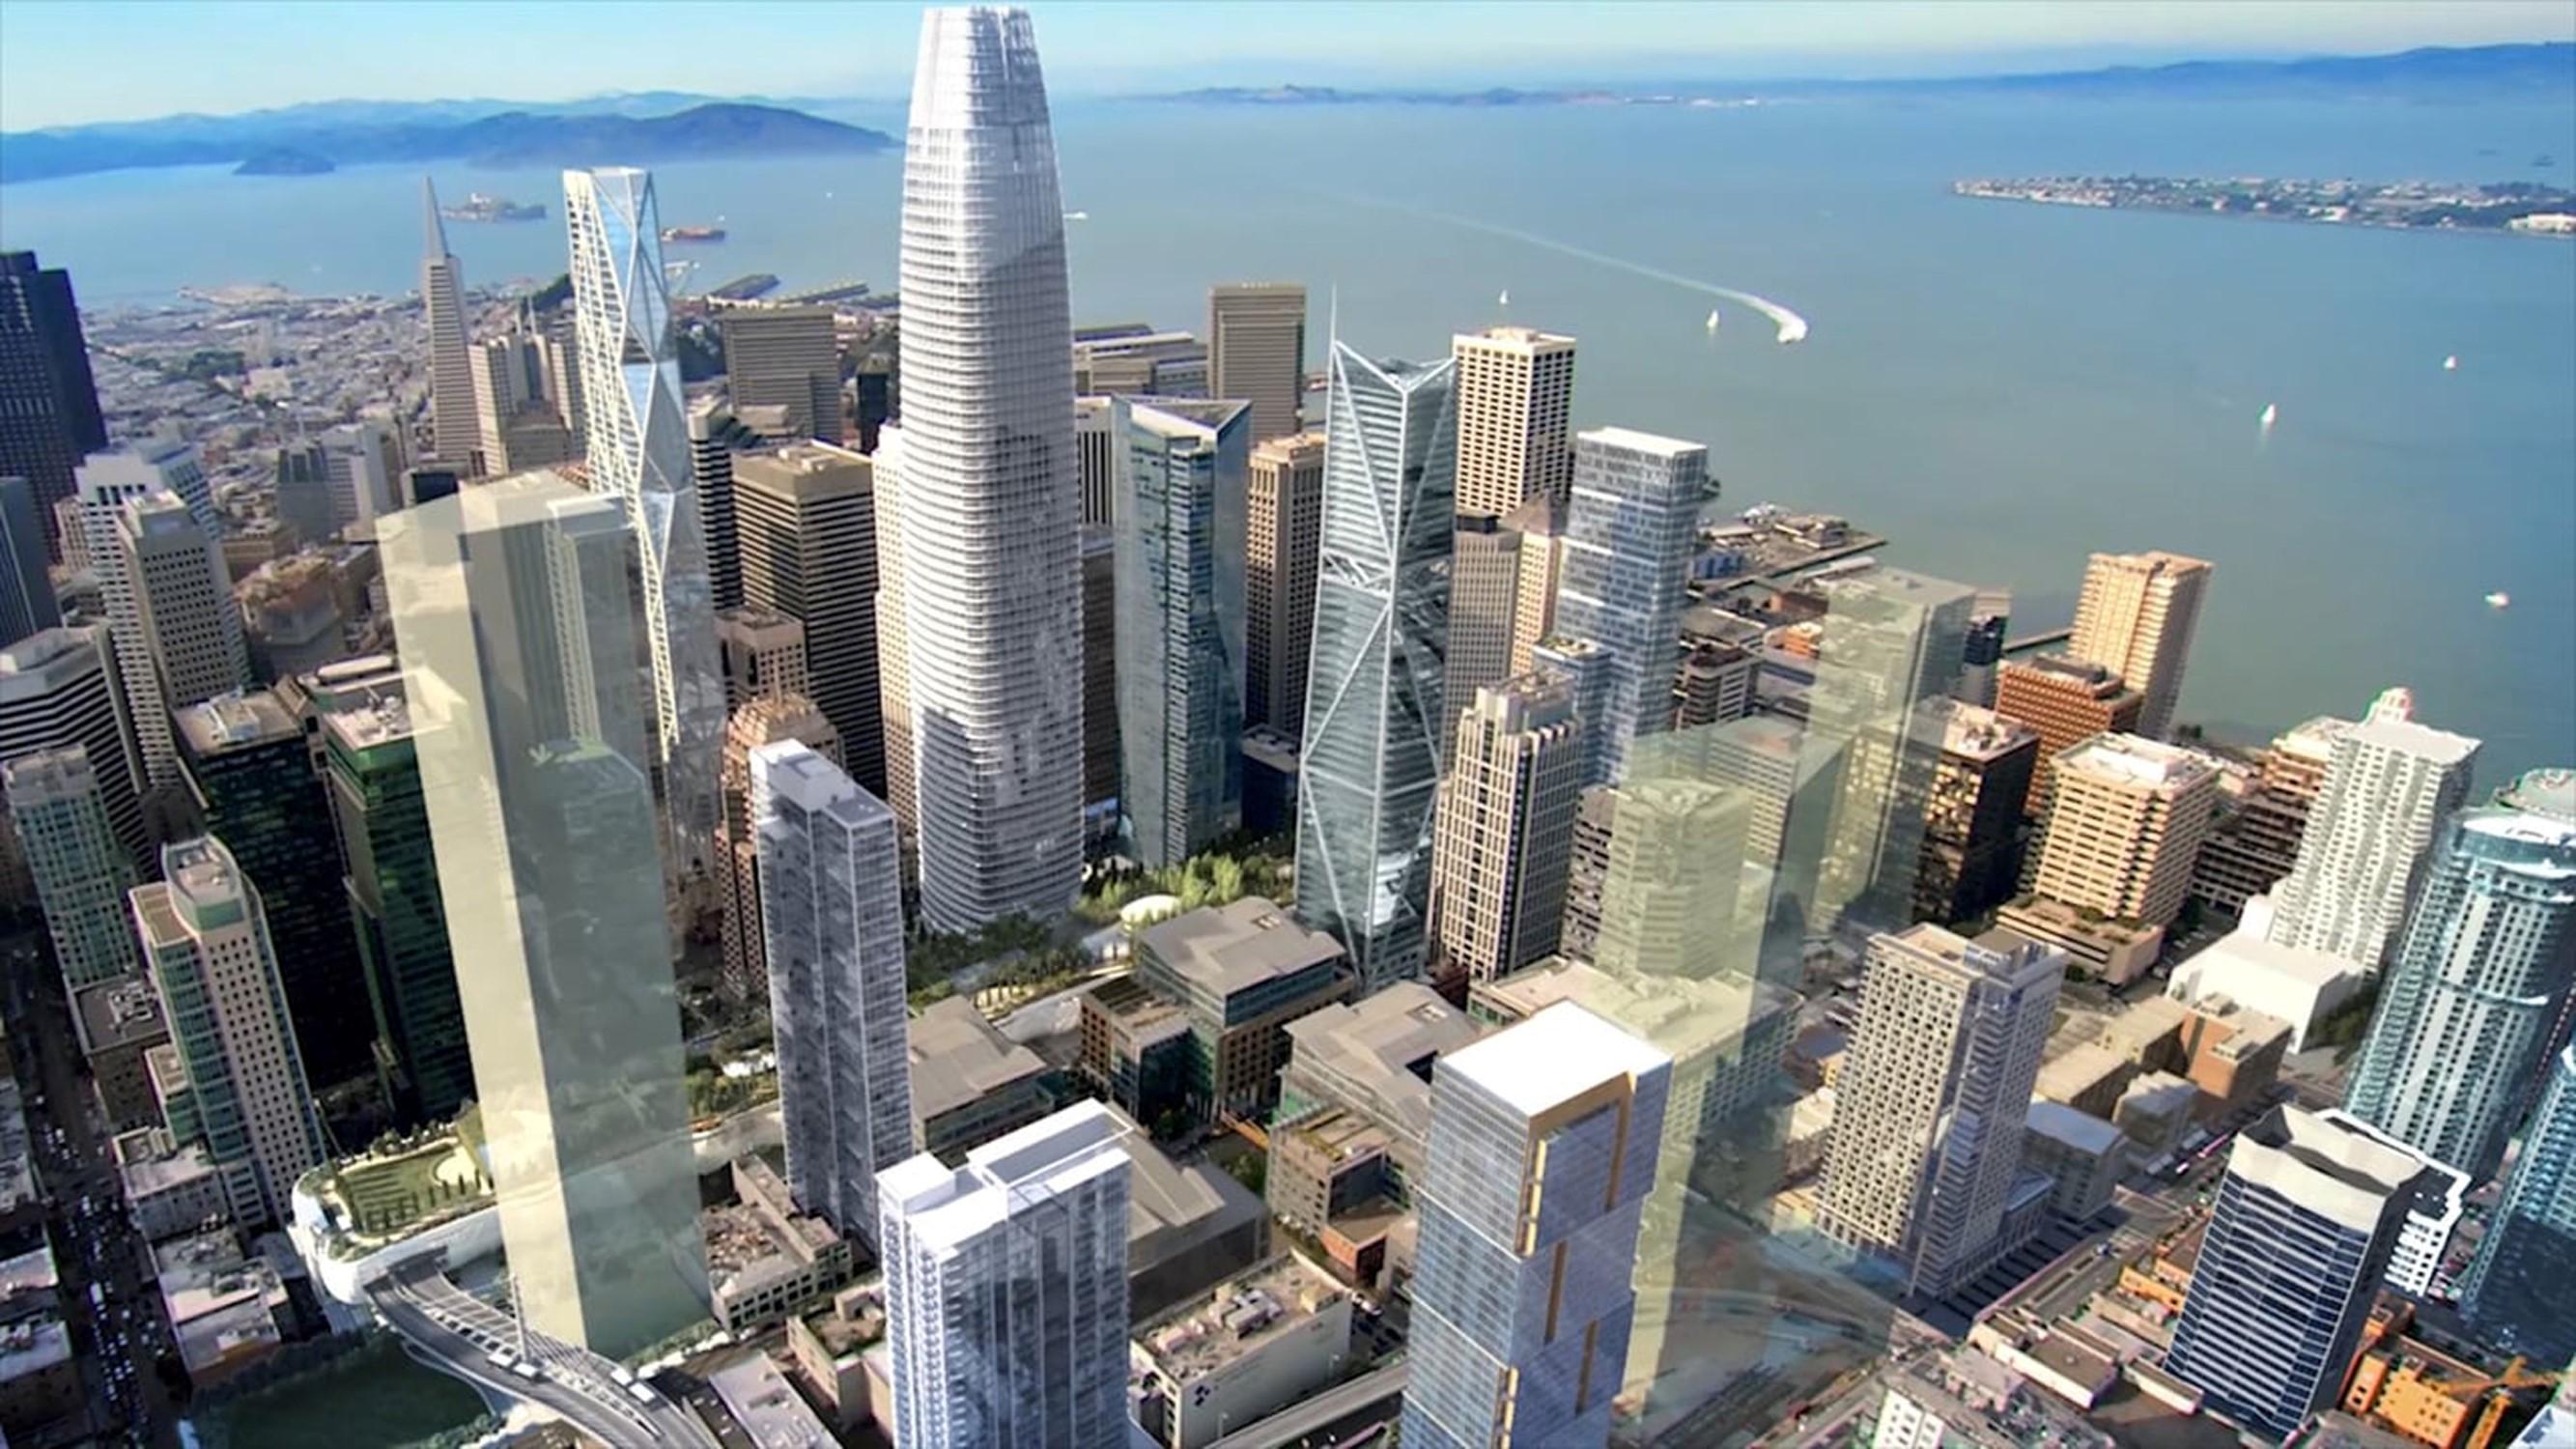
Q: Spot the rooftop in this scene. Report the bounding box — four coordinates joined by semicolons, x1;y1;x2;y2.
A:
2024;1098;2126;1157
1577;424;1703;459
879;1101;1130;1258
1439;1001;1671;1118
1940;699;2041;762
749;739;886;832
1135;1253;1349;1386
1281;981;1479;1136
2231;1105;2440;1233
1472;956;1797;1065
1137;897;1345;1001
2349;686;2479;766
708;1350;835;1448
2056;733;2220;793
71;973;167;1056
908;997;1050;1125
0;1083;34;1214
176;689;299;755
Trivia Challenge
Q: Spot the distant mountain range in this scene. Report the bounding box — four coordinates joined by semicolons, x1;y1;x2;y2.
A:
0;100;892;185
1152;43;2576;106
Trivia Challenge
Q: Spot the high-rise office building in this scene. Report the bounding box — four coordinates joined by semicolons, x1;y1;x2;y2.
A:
2030;733;2221;929
468;331;576;478
1432;675;1584;988
77;441;222;792
2345;778;2576;1179
1913;701;2039;925
2191;715;2352;917
1553;427;1709;786
1207;282;1307;443
714;605;809;714
564;164;726;883
5;746;140;987
177;692;371;1092
0;474;59;643
419;182;477;471
2067;550;2211;741
1081;523;1119;824
1113;397;1248;867
1295;344;1457;990
300;657;469;1124
687;397;769;612
1440;512;1522;763
1244;430;1324;739
0;625;146;867
1402;1002;1671;1449
1993;654;2147;816
2267;687;2480;969
1956;589;2011;709
1450;326;1576;517
872;426;916;850
1672;636;1759;731
716;693;841;1007
897;7;1083;930
2167;1106;2442;1440
120;491;250;715
129;836;329;1229
382;473;706;1356
319;421;404;532
2461;1038;2576;1364
0;250;108;560
1505;497;1569;685
751;740;911;1246
719;306;841;443
1074;395;1114;526
271;439;337;547
1817;925;2063;1296
732;442;884;797
876;1099;1132;1449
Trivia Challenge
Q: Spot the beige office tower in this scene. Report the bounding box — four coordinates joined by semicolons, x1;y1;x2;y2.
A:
2068;550;2211;741
1818;924;2064;1297
731;442;884;798
2032;733;2220;928
1449;326;1576;517
1206;283;1307;443
1431;675;1583;988
1504;492;1566;678
714;605;810;714
1245;431;1325;737
1439;514;1522;762
382;474;708;1356
716;694;840;1008
718;306;842;443
872;426;915;851
118;491;250;714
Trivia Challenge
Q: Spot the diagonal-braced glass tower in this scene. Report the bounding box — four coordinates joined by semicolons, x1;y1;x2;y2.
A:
897;7;1085;930
562;166;725;882
1294;341;1458;990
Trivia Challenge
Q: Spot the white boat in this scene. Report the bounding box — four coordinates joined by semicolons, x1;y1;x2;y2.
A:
2259;402;2279;430
1705;308;1722;331
1498;289;1510;306
1063;210;1090;221
1775;315;1808;344
2486;591;2511;610
2444;354;2460;371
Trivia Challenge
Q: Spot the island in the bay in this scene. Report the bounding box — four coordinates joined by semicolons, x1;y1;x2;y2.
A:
1954;174;2576;234
440;192;546;223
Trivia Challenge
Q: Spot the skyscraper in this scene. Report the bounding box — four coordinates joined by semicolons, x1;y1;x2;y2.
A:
2461;1039;2576;1363
468;331;576;478
118;490;250;715
129;836;329;1229
1207;282;1307;443
2029;733;2221;928
2266;687;2479;968
720;306;842;443
563;164;726;882
2190;714;2352;917
177;691;373;1093
382;473;706;1356
1244;430;1325;739
0;626;147;868
0;251;108;559
1113;396;1248;866
2345;776;2576;1179
687;397;766;611
1074;394;1114;526
872;425;917;851
1439;512;1521;762
0;474;60;644
897;7;1083;929
714;605;809;714
1913;701;2040;925
4;746;140;988
319;420;404;533
2167;1106;2441;1441
1295;344;1457;990
732;442;885;796
1817;925;2062;1297
751;740;911;1246
1553;427;1709;785
716;693;841;1007
2067;550;2211;741
1505;492;1569;679
1431;674;1584;988
76;440;222;792
1401;1002;1671;1449
1450;325;1576;516
876;1099;1132;1449
418;182;477;469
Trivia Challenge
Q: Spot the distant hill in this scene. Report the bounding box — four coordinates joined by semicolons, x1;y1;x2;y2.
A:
0;100;892;185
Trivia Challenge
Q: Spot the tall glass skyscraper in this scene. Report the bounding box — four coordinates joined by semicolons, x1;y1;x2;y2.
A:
896;6;1084;930
3;745;139;988
1113;396;1249;867
563;166;726;883
1552;426;1709;785
2346;775;2576;1179
0;250;108;559
2462;1039;2576;1363
1295;343;1457;990
383;475;707;1357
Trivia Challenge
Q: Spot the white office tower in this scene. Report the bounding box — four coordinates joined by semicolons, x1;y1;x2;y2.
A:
1432;673;1585;986
2265;686;2479;969
1402;1002;1671;1449
876;1100;1131;1448
75;441;220;791
895;7;1084;930
1551;427;1707;786
563;165;726;881
420;179;477;469
751;739;913;1248
0;627;148;868
1817;925;2063;1297
4;746;140;988
117;490;249;712
319;420;404;532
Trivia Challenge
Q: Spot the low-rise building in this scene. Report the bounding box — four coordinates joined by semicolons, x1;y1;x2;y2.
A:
1995;896;2166;986
1078;975;1193;1132
2176;995;2292;1118
71;973;168;1132
1265;1107;1395;1239
1272;981;1480;1194
701;1154;856;1334
2339;1297;2555;1449
909;996;1053;1163
0;1244;78;1440
156;1230;292;1388
1121;1111;1270;1321
1132;899;1351;1122
708;1348;837;1448
115;1127;230;1243
2166;896;2367;1051
786;1283;888;1436
1131;1254;1354;1449
2035;1043;2137;1121
2112;1072;2200;1154
2022;1099;2131;1222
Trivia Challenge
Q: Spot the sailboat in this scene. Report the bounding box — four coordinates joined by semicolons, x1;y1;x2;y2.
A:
1705;308;1722;331
1498;289;1510;306
2443;354;2460;372
2258;402;2279;432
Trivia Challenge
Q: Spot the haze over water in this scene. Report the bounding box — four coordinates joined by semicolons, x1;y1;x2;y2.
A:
5;92;2570;779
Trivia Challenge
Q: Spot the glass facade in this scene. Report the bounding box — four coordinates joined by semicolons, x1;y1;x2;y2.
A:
2463;1041;2576;1363
1294;344;1457;991
1113;397;1248;867
4;745;138;987
1553;427;1708;786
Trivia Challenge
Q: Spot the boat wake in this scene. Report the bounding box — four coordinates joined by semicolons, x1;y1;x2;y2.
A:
1340;194;1811;343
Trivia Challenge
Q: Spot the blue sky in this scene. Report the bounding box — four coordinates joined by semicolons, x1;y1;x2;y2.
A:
3;1;2570;130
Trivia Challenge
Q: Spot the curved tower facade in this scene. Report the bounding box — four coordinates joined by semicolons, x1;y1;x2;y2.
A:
896;7;1083;930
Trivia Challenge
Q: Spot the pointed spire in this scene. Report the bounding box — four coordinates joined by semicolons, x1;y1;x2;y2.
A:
422;176;452;263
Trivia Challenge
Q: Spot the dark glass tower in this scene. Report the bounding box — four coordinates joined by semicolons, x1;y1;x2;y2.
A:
0;251;109;562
